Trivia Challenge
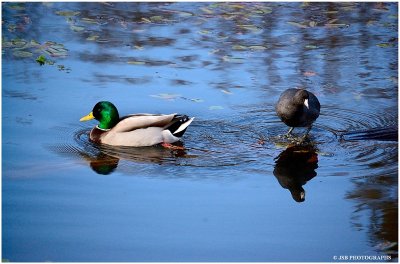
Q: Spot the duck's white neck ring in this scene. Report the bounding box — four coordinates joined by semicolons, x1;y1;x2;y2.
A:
96;125;110;131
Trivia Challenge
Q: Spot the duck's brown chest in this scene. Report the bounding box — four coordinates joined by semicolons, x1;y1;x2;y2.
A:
89;127;106;144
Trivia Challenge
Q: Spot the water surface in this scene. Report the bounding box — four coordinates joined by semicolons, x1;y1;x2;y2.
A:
2;2;398;262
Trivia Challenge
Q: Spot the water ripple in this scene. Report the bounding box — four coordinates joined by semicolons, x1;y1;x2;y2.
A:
49;103;396;179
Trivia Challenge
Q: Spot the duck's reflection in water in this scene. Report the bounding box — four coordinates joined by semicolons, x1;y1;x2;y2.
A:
78;142;187;175
273;145;318;202
84;153;120;175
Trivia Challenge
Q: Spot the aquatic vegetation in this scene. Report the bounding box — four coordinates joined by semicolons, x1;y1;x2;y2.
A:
35;55;46;65
2;38;68;59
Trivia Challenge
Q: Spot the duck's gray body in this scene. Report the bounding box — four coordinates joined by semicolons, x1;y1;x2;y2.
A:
89;114;194;147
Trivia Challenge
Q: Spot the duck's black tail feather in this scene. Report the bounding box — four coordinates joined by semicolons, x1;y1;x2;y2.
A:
163;115;194;138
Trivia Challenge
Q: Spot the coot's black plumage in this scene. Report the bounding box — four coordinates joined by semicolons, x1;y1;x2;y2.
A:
275;88;320;138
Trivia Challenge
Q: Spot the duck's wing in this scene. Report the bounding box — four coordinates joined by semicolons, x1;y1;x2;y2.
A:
111;113;177;132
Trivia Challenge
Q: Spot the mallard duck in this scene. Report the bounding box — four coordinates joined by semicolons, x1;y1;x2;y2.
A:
275;88;320;139
80;101;194;148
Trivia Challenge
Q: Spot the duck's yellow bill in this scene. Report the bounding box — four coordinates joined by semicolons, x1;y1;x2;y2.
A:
80;112;95;121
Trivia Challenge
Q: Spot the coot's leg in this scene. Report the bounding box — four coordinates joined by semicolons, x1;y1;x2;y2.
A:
301;126;312;141
286;127;294;137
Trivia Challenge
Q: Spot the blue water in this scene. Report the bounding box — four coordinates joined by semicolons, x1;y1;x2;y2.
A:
2;2;398;262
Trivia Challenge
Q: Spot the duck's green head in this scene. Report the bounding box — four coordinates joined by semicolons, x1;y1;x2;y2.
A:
80;101;120;129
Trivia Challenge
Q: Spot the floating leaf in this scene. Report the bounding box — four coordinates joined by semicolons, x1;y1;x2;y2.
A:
44;47;67;57
375;241;397;251
325;23;349;28
209;105;224;110
181;97;204;103
57;65;71;72
200;7;214;14
252;7;272;15
70;25;85;32
127;60;146;65
36;55;47;66
300;2;309;8
353;92;362;100
218;35;229;40
55;11;80;16
7;24;16;32
35;56;55;66
376;43;393;48
141;17;152;23
327;18;339;24
237;24;263;33
119;21;128;29
309;21;318;27
30;40;40;47
190;98;204;103
303;71;317;77
159;9;193;17
8;4;25;10
150;16;164;22
232;45;247;51
287;21;308;28
221;89;233;95
229;4;245;9
11;39;28;48
209;49;220;55
43;42;68;57
198;30;210;35
341;4;355;11
222;56;244;63
13;50;33;58
381;22;395;28
222;14;236;20
373;8;389;12
102;2;114;7
65;17;74;25
249;45;267;51
318;152;334;157
150;93;181;100
2;41;13;48
132;29;145;33
81;17;98;24
209;3;221;8
42;3;53;7
86;35;99;41
389;76;398;84
96;39;110;43
274;141;289;149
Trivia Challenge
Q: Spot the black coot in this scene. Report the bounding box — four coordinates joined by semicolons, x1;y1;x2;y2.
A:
275;88;320;138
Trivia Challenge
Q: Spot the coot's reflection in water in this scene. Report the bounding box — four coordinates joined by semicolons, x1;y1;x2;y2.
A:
273;144;318;202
